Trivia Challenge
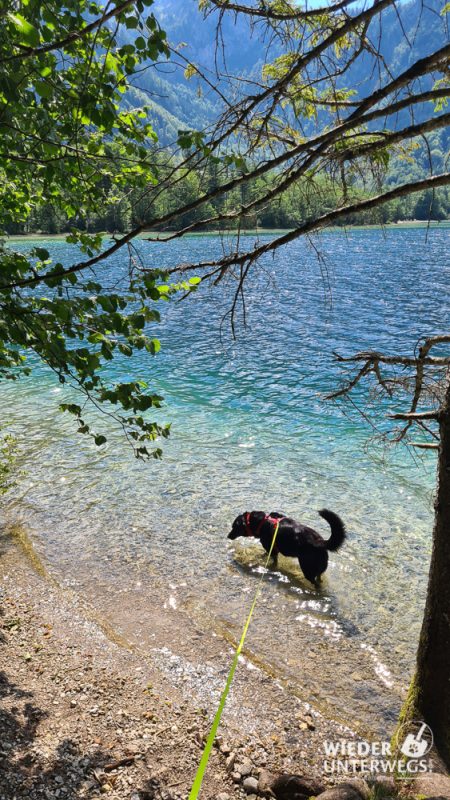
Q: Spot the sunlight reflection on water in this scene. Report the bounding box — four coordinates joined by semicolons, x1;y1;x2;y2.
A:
3;228;449;732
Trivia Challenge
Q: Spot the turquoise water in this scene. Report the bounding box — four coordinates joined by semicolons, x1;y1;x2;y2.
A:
2;229;449;733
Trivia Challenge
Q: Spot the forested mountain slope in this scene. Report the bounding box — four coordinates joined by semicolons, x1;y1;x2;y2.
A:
128;0;449;141
8;0;450;233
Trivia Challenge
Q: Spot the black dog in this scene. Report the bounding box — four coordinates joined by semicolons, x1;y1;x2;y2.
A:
228;508;346;585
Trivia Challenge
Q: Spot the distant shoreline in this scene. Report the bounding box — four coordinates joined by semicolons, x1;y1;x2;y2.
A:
5;220;450;242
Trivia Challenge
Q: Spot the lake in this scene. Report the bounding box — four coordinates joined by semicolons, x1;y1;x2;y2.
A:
2;228;449;735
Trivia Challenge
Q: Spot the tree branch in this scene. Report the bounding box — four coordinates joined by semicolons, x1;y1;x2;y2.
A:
327;337;449;447
389;411;441;420
168;172;450;275
1;0;135;63
207;0;357;21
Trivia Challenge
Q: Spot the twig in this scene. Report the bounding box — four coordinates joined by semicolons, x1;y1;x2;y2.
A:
104;756;136;772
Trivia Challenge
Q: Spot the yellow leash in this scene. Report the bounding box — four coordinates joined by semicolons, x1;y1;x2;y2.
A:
188;521;280;800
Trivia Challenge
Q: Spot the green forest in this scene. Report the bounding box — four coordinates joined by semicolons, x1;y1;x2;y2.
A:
7;128;450;235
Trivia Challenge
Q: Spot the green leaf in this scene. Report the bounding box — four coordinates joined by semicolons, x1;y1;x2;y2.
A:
34;81;53;99
125;15;139;28
59;404;81;416
32;248;50;261
9;13;40;47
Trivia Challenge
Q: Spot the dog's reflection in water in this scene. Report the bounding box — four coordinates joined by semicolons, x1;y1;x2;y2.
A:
230;544;328;596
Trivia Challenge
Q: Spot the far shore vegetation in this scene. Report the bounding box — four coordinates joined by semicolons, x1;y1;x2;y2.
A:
6;219;450;241
4;131;450;238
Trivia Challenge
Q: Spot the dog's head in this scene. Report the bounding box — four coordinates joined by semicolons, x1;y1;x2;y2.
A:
228;511;266;539
228;513;248;540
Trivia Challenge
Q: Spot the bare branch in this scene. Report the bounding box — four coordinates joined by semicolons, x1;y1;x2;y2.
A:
389;411;441;420
325;361;373;399
347;42;450;121
328;337;450;447
333;348;450;367
373;359;394;396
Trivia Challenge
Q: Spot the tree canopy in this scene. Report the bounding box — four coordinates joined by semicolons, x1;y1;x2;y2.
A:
0;0;199;458
1;0;449;455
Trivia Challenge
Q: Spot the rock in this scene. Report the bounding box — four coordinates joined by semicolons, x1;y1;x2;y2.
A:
348;779;370;800
238;763;253;778
226;752;236;772
243;777;259;794
368;775;396;796
338;778;372;800
232;772;241;783
187;723;198;733
217;794;230;800
258;771;325;800
295;712;315;731
316;779;370;800
410;772;450;800
258;770;277;797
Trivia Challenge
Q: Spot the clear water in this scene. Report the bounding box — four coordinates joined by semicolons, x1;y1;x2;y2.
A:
2;229;449;734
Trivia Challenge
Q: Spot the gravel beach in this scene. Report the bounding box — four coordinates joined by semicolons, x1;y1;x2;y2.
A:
0;527;355;800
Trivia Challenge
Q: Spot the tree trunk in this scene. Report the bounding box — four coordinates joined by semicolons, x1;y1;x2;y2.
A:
414;375;450;766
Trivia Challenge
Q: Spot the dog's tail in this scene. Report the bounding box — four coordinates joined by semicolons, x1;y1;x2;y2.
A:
318;509;346;552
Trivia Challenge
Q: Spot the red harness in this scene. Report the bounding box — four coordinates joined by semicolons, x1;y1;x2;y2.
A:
244;512;284;537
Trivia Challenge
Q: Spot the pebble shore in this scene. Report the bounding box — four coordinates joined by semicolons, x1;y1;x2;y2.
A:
0;534;394;800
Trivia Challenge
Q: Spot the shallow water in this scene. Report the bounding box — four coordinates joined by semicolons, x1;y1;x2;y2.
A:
2;229;449;735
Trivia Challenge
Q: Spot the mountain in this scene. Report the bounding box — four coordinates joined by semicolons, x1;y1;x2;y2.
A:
124;0;449;144
124;0;267;142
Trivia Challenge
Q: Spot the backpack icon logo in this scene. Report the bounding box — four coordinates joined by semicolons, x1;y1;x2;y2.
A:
398;721;433;759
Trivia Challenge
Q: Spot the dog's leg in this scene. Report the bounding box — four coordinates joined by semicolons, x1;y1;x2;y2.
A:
298;553;320;586
271;548;279;568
